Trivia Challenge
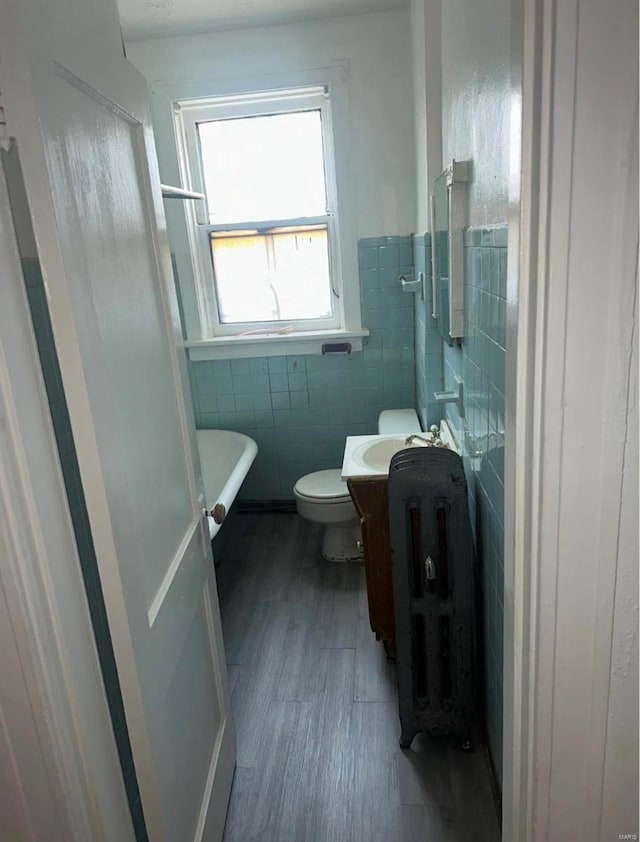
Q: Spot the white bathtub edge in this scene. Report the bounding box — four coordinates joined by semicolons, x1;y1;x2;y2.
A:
196;430;258;539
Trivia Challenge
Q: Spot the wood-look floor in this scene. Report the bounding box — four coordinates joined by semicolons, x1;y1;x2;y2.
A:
216;512;500;842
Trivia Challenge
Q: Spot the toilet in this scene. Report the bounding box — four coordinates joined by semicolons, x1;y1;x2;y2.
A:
293;408;422;562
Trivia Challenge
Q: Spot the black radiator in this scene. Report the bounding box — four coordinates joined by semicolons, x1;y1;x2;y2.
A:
388;446;475;751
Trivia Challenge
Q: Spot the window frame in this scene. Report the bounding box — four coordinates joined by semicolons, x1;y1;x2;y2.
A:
175;87;349;341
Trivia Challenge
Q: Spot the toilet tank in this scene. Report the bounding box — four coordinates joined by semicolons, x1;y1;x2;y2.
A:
378;409;421;435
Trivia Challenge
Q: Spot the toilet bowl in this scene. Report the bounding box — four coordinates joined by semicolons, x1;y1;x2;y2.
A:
294;408;422;562
293;469;361;562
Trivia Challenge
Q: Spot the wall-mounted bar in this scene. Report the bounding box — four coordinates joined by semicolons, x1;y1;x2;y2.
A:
445;160;470;340
160;184;206;200
429;194;438;319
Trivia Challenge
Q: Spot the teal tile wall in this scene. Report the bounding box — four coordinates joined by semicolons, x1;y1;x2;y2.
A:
189;235;416;500
441;225;507;787
413;232;443;428
21;259;148;841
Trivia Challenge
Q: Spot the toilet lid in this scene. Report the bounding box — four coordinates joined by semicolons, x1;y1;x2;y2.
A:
294;469;351;502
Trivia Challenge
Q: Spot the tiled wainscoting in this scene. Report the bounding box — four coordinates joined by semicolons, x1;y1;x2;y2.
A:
441;225;507;786
21;259;147;840
188;236;416;500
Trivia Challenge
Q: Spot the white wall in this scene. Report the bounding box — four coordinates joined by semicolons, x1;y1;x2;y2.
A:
410;0;441;233
410;0;509;229
440;0;510;226
127;10;416;240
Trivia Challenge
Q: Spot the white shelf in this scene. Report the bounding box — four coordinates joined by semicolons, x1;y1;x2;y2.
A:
160;184;205;200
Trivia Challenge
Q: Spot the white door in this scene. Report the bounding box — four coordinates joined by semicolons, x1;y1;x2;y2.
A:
0;3;235;841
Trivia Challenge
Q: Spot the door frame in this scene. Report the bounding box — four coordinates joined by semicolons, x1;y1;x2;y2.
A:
504;0;638;838
0;151;134;840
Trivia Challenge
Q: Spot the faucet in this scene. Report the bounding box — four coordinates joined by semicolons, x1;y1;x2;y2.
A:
404;433;435;446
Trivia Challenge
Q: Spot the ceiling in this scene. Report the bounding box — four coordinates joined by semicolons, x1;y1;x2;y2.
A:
118;0;407;40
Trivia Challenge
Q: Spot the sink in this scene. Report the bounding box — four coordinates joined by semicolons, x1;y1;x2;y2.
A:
342;424;460;480
342;434;431;479
351;436;420;473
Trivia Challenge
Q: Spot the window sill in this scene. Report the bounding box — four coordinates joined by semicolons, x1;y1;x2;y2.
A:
185;328;369;361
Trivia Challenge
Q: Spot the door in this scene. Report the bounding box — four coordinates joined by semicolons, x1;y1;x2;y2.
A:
0;3;235;840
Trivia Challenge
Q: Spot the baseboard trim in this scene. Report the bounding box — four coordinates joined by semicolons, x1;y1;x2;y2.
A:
237;499;297;513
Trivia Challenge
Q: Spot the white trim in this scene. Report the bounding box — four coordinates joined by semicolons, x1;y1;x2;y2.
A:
502;0;536;832
146;64;362;355
0;147;134;841
161;183;205;200
147;517;200;626
196;577;237;842
186;327;368;360
204;216;329;232
179;86;329;122
504;0;639;838
175;84;346;338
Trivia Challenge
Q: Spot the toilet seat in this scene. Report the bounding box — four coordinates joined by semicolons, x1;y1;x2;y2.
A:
294;469;351;503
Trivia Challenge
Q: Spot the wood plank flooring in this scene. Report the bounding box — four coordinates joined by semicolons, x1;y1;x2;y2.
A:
216;513;500;842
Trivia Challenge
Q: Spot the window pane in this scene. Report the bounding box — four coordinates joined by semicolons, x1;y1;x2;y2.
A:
211;226;332;324
198;111;327;223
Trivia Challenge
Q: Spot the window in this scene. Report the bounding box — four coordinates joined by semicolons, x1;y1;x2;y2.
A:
175;86;364;355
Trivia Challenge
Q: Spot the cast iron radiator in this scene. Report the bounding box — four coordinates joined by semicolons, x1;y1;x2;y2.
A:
388;446;475;751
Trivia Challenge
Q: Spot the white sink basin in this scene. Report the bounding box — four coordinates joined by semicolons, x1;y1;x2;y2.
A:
341;423;461;480
351;436;419;473
342;434;429;479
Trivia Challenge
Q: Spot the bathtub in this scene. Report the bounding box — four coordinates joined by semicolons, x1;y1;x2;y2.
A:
196;429;258;539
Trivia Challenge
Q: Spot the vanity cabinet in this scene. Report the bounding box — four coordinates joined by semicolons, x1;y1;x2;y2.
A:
347;478;396;660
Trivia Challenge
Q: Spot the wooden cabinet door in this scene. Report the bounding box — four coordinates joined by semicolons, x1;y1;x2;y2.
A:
348;478;395;658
